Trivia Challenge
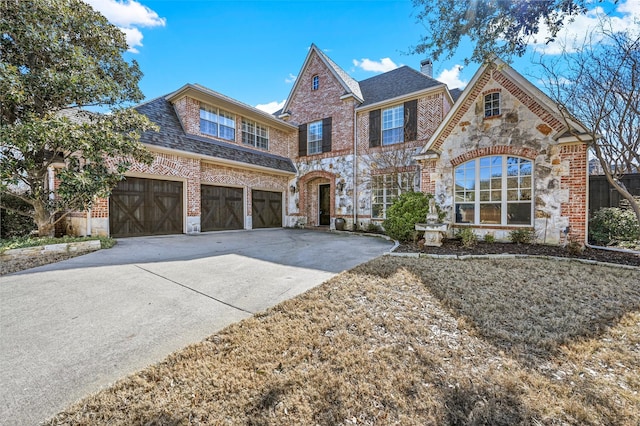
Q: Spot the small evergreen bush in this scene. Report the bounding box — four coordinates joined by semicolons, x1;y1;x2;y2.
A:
589;207;639;246
457;228;478;248
383;192;439;242
0;195;35;239
509;228;535;244
483;233;496;244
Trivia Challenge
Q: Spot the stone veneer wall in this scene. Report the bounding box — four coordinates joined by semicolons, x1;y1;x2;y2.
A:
422;68;588;244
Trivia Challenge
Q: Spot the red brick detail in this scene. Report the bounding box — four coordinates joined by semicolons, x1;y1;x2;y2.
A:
288;52;356;157
172;96;295;158
91;197;109;218
298;170;336;226
419;159;437;195
536;123;553;136
450;146;539;166
559;143;588;242
491;70;564;132
482;88;502;95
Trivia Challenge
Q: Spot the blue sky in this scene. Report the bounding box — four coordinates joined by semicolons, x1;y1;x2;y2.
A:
85;0;640;113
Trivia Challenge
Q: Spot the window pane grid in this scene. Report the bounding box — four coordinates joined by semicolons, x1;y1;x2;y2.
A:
455;156;532;226
371;172;415;219
484;92;500;117
200;104;235;141
308;120;322;155
242;119;269;149
382;105;404;145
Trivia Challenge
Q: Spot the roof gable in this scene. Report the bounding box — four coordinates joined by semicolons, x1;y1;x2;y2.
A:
280;44;363;114
419;58;588;155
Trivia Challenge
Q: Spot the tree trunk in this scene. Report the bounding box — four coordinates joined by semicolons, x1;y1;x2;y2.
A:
32;200;55;237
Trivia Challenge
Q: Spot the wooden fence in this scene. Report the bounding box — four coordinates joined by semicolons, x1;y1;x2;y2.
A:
589;173;640;217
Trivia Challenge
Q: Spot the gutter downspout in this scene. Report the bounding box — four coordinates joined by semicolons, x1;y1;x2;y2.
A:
86;208;92;237
353;107;357;229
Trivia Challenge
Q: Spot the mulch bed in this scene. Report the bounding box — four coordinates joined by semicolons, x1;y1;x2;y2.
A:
396;239;640;267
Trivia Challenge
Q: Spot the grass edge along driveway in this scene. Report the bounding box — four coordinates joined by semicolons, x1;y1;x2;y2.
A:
47;256;640;425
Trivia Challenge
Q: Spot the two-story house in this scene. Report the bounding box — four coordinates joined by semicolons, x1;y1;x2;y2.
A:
66;45;589;245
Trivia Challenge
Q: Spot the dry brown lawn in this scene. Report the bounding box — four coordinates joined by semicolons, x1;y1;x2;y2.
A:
47;256;640;425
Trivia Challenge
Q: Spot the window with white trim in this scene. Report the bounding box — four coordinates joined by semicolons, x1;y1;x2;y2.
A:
484;92;500;118
312;75;319;91
307;120;322;155
371;172;415;219
242;119;269;150
455;156;532;225
200;104;235;141
382;104;404;145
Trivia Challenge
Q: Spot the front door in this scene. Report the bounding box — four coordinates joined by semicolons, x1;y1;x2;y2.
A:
318;184;330;226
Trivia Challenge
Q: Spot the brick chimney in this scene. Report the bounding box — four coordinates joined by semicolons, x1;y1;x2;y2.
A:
420;59;433;78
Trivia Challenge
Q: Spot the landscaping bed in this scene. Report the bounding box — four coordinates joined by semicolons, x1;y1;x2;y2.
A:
396;239;640;267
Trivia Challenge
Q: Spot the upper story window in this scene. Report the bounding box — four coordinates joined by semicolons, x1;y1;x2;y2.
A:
307;120;323;154
242;119;269;150
312;75;319;91
382;104;404;145
455;156;532;226
484;92;501;118
200;104;235;141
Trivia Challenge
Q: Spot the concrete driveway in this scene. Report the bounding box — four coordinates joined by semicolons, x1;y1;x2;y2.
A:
0;229;393;425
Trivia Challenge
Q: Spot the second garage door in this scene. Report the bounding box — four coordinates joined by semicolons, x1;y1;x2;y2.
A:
201;185;244;231
252;190;282;228
109;177;183;238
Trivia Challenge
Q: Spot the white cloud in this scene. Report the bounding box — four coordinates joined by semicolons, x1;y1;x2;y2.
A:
530;0;640;54
352;57;399;73
84;0;165;53
285;73;297;84
255;100;286;114
436;65;467;89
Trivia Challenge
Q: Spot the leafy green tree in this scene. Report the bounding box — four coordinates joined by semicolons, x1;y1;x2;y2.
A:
412;0;594;63
1;0;155;237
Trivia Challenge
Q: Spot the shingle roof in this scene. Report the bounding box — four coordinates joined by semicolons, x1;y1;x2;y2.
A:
315;46;363;101
135;97;296;174
449;88;464;102
358;66;445;107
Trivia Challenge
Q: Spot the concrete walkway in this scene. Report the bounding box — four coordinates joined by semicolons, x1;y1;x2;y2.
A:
0;229;393;425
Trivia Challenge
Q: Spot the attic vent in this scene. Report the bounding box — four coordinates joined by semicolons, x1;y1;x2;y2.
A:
420;59;433;78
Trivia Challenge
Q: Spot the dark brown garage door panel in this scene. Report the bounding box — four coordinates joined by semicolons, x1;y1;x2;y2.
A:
110;177;183;237
201;185;244;231
252;190;282;228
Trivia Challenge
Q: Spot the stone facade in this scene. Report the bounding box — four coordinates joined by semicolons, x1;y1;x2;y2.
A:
418;63;589;244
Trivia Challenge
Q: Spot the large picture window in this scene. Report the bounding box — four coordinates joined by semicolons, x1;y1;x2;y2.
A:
371;172;415;219
307;120;323;155
455;156;532;225
200;104;235;141
382;105;404;145
242;119;269;150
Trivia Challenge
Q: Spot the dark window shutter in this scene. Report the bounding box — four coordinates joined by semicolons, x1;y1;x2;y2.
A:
298;124;307;157
369;109;381;147
404;100;417;142
322;117;332;153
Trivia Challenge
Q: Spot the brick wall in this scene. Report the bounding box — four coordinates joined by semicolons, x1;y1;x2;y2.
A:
287;53;356;156
559;143;588;242
173;95;294;158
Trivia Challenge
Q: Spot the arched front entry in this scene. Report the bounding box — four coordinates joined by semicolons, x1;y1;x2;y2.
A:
298;171;336;227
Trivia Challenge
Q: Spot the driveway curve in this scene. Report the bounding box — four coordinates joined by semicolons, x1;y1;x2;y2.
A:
0;229;393;425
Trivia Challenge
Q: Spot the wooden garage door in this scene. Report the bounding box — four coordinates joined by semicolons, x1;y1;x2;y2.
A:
201;185;243;231
109;177;183;238
252;190;282;228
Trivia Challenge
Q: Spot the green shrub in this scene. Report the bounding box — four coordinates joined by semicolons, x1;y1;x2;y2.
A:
0;195;35;239
457;228;478;248
589;207;640;246
509;228;535;244
383;192;439;242
483;233;496;244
